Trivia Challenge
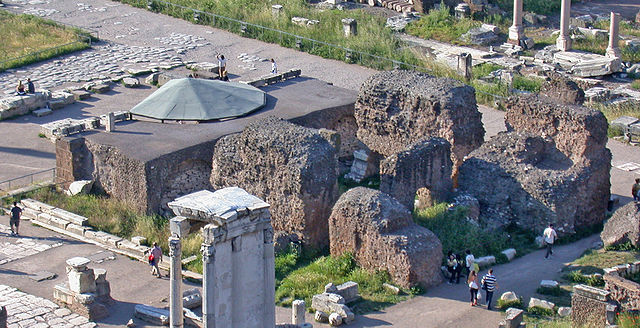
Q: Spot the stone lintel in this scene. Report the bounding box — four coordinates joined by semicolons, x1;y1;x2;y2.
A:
202;219;271;245
66;257;91;271
169;216;191;238
573;284;610;302
168;188;270;224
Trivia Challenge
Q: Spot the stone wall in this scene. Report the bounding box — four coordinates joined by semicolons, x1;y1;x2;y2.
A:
354;70;484;175
571;284;615;328
380;138;453;211
329;187;443;289
210;117;338;248
601;202;640;247
604;274;640;311
56;136;215;215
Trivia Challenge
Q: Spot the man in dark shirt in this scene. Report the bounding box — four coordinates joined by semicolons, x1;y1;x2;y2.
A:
26;78;35;94
10;202;22;236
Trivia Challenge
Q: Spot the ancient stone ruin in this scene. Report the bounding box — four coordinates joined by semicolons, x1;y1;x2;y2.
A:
53;257;111;321
210;116;338;248
571;284;617;327
459;94;611;233
329;187;443;289
354;70;484;175
379;137;453;211
601;202;640;248
167;187;275;328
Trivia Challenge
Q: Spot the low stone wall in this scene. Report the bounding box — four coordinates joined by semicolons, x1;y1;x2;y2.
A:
0;91;51;120
604;274;640;311
19;198;149;259
571;284;617;328
41;111;131;141
240;68;302;87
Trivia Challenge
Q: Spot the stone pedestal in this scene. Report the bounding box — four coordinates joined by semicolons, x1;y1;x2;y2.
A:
169;237;183;328
292;300;306;325
556;0;572;51
106;112;115;132
341;18;357;37
53;257;111;321
168;188;275;328
606;12;621;59
457;53;472;81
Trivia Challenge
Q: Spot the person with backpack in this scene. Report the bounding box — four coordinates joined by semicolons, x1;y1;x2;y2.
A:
481;269;498;310
148;242;163;278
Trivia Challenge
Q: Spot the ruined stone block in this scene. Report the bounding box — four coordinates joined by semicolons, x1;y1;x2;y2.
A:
68;269;96;294
211;117;338;248
336;281;359;303
329;187;442;289
355;70;484;174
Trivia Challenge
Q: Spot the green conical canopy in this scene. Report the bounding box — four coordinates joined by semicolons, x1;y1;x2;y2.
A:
130;78;266;121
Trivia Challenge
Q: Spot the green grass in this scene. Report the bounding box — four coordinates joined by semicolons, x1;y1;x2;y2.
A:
590;101;640;125
5;187;205;266
472;63;503;79
413;203;537;262
0;10;90;71
523;315;571;328
405;3;481;45
512;75;542;93
490;0;570;16
338;174;380;195
275;251;410;313
497;297;524;310
528;306;555;317
570;248;640;273
631;80;640;91
565;270;604;287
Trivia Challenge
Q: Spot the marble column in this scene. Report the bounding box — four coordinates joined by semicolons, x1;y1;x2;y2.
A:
508;0;524;44
606;12;621;59
263;227;276;326
169;237;183;328
201;243;215;328
556;0;572;51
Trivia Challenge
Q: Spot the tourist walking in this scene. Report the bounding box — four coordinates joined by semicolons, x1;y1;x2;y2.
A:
216;54;226;78
148;242;163;278
465;249;475;276
543;223;558;259
9;202;21;236
27;78;35;94
467;270;479;306
270;58;277;74
632;178;640;201
481;269;498;310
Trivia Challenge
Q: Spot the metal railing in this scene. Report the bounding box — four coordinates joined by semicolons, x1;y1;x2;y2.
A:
0;168;56;193
113;0;510;105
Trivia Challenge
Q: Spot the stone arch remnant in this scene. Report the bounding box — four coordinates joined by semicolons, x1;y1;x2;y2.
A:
380;137;453;211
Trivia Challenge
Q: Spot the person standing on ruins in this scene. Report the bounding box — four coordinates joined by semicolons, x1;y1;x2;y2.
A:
481;269;498;310
9;202;21;236
543;223;558;259
149;242;163;278
632;178;640;201
270;58;277;74
216;54;226;78
27;78;35;94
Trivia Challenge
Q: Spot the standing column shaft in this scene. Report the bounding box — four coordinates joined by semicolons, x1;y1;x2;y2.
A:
606;12;621;58
201;243;216;328
263;228;276;327
508;0;524;43
169;237;183;328
556;0;572;51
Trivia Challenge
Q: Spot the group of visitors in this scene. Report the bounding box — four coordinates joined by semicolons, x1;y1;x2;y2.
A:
15;78;35;95
447;249;499;310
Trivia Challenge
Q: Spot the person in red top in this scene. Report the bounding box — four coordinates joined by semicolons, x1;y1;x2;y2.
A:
149;242;163;278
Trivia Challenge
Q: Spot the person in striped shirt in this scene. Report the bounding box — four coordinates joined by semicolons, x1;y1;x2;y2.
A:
481;269;498;310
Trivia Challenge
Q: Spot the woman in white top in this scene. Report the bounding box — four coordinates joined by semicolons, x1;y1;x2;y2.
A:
467;270;479;306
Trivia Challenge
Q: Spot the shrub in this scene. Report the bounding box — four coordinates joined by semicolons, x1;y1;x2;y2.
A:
536;286;566;297
528;305;555;317
608;125;624;138
405;2;480;44
565;270;604;287
498;297;524;310
605;241;637;252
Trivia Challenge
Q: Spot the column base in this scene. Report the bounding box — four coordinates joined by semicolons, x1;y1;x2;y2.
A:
556;37;572;52
508;25;524;44
606;47;621;59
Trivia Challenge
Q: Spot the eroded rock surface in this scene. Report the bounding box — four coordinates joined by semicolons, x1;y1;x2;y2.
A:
210;117;338;247
329;187;442;289
601;202;640;247
354;70;484;172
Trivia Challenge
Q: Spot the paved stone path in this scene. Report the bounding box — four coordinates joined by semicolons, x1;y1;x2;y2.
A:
0;224;62;265
0;284;97;328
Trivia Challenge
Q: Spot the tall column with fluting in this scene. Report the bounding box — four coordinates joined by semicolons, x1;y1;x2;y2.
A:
169;237;183;328
556;0;572;51
508;0;524;44
201;243;215;328
606;12;621;59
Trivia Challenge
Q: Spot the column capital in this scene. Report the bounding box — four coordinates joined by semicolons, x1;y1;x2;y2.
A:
169;237;181;257
201;243;215;264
